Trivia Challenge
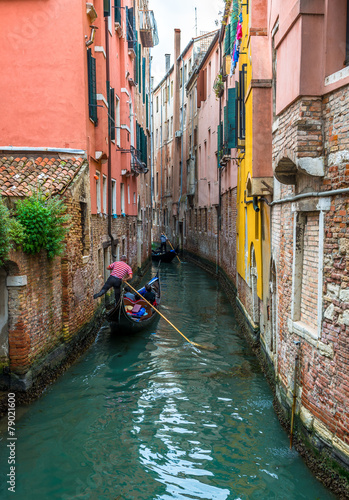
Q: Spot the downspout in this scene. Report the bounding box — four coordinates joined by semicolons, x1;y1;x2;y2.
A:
105;16;115;258
160;85;163;225
217;32;223;274
149;52;153;234
178;55;185;222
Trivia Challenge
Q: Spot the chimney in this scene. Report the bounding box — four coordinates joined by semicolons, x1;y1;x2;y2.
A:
174;29;181;63
165;54;171;72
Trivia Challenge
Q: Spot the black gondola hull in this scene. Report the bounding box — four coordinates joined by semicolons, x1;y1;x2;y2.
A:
151;248;178;263
106;272;161;333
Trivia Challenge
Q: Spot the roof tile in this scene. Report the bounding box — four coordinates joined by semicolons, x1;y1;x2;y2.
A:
0;155;86;197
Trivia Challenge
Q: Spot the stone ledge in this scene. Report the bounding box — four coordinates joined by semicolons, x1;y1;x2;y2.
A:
288;319;334;358
6;276;27;287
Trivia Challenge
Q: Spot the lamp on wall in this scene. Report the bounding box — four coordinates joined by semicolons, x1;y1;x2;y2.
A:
85;25;98;47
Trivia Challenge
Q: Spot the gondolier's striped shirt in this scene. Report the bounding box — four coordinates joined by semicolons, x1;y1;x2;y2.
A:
109;261;133;280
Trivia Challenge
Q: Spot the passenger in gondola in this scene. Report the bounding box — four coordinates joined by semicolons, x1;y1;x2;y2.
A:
160;233;167;253
124;286;136;302
140;284;156;304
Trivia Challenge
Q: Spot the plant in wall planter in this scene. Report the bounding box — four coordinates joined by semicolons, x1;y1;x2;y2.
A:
213;73;224;99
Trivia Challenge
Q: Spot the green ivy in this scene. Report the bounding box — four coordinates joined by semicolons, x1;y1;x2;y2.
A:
0;197;24;266
15;190;71;260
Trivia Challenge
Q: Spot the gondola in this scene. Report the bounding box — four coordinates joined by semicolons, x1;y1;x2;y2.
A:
151;246;178;263
106;271;161;332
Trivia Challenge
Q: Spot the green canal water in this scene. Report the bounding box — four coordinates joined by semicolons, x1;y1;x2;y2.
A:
0;263;334;499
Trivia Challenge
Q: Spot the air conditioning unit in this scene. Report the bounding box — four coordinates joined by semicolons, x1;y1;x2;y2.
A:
175;130;182;138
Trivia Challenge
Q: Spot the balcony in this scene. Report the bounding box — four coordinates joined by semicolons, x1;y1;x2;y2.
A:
139;9;159;47
130;146;148;175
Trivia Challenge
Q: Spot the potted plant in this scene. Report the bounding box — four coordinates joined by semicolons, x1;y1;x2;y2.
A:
213;73;224;99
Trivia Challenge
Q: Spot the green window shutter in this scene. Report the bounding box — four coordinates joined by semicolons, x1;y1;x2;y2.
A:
104;0;110;17
138;44;142;89
110;87;115;141
114;0;121;24
227;87;237;148
87;49;97;124
146;94;149;129
134;31;138;85
224;105;228;145
142;57;146;104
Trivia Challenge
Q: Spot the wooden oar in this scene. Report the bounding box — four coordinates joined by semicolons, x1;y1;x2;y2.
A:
164;234;182;263
125;281;211;350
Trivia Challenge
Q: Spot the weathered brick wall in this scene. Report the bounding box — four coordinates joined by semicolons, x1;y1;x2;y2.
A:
3;179;142;389
221;188;237;285
271;86;349;461
184;187;237;288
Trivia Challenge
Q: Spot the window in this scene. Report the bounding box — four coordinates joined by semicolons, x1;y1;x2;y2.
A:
120;183;125;214
224;87;237;149
115;94;120;145
111;179;116;214
171;80;174;98
163;86;167;104
183;105;187;128
156;95;159;112
170;116;173;137
109;86;115;141
126;6;135;50
184;64;187;83
290;198;330;339
238;64;247;140
103;175;107;213
87;49;97;124
180;67;183;88
127;185;130;204
104;0;112;33
96;171;101;212
114;0;121;25
133;192;136;205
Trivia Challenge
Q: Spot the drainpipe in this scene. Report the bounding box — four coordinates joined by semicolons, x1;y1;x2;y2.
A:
105;17;115;258
160;85;163;224
149;53;153;224
217;34;223;274
178;55;185;227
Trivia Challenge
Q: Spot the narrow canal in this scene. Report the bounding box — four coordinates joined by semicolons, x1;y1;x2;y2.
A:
0;262;333;499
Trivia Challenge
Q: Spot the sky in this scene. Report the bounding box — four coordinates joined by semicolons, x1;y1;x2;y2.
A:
149;0;224;85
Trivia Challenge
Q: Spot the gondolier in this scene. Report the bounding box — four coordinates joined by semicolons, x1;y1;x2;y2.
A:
160;233;167;253
93;255;132;303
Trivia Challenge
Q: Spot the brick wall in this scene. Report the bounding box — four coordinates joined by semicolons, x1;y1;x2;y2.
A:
271;85;349;461
300;212;320;329
2;168;145;389
184;187;237;288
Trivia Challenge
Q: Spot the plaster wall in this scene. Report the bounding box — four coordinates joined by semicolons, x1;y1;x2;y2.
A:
1;0;88;150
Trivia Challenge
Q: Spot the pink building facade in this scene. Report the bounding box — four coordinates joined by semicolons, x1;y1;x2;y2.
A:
0;0;157;390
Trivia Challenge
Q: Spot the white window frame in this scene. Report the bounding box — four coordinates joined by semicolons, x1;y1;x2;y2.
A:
103;175;107;214
115;94;121;146
96;171;101;213
111;179;117;214
120;182;125;214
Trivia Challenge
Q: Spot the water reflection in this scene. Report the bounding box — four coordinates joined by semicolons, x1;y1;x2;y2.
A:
0;263;334;500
